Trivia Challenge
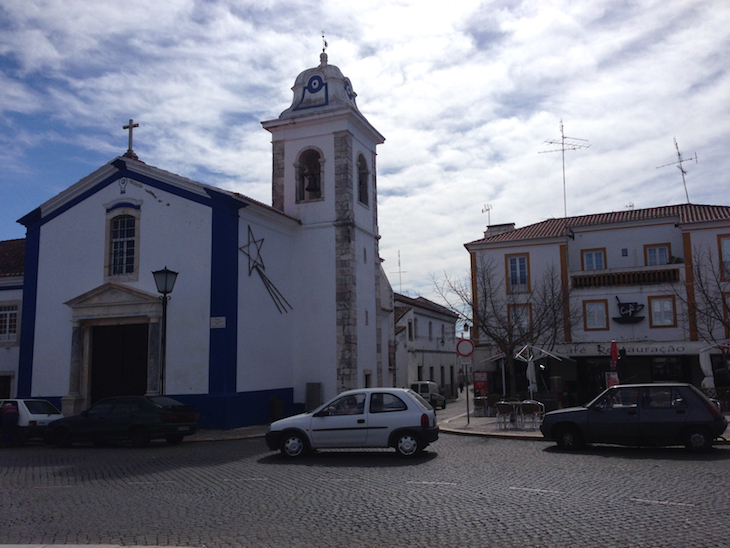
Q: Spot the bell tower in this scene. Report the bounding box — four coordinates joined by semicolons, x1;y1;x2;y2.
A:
262;52;385;395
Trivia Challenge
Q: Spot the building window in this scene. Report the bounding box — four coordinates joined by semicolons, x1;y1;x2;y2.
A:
414;318;419;339
719;234;730;281
357;154;369;206
583;300;608;331
105;203;141;282
408;320;413;341
508;303;531;337
110;215;136;276
0;304;19;343
645;244;670;266
648;296;676;328
582;249;606;271
506;254;529;294
428;321;433;341
296;149;323;202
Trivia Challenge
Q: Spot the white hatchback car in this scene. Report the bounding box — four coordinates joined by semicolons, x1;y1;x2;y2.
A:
0;399;64;443
265;388;439;458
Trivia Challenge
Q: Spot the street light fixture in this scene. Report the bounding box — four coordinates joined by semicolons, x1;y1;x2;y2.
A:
153;267;178;395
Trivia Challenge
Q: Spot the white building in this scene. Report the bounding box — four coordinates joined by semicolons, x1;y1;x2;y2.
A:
393;293;459;398
1;53;394;429
465;204;730;408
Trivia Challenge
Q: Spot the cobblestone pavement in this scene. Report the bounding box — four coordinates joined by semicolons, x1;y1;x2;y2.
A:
2;414;729;548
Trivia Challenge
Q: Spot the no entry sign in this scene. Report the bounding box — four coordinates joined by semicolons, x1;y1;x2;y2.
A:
456;338;475;357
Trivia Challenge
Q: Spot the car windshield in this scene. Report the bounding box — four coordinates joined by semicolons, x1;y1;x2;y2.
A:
24;400;61;415
149;396;184;408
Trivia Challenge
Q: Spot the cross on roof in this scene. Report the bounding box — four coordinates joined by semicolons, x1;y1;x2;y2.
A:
123;119;139;159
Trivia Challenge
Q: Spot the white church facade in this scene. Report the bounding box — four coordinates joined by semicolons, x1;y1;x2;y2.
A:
4;53;393;429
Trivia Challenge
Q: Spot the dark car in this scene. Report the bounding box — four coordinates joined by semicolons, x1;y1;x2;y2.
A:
540;383;728;452
47;396;197;448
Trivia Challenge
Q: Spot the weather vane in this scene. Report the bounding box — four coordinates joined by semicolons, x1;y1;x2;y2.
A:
322;31;328;53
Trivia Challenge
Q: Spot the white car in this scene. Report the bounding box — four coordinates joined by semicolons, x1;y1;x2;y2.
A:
1;399;64;443
265;388;439;458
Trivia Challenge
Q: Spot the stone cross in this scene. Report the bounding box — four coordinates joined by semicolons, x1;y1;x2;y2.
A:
123;119;139;154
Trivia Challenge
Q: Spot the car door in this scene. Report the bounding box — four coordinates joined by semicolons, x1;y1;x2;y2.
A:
77;399;117;440
639;386;688;444
105;397;141;440
586;387;640;444
365;392;410;447
309;393;368;448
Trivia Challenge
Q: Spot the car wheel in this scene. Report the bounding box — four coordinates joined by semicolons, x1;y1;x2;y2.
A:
130;426;150;448
554;424;584;449
395;432;422;457
280;431;308;458
53;428;73;448
683;427;712;452
441;400;447;410
165;434;184;446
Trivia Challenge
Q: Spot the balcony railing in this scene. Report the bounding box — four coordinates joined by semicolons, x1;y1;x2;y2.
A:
572;266;680;289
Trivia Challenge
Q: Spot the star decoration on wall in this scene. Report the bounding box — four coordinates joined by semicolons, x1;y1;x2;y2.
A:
240;225;292;314
240;225;265;275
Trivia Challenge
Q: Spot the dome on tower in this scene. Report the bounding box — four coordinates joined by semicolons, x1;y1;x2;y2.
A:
279;52;359;119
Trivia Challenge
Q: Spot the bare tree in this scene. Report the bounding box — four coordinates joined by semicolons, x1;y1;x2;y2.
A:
673;244;730;345
434;256;579;396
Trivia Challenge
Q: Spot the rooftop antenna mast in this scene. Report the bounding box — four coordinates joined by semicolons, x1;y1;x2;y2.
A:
481;204;492;225
656;137;697;204
391;251;408;293
539;119;590;217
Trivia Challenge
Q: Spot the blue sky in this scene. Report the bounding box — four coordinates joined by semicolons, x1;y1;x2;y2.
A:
1;0;728;300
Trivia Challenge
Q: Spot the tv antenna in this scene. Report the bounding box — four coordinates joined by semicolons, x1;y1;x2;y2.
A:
391;251;407;293
656;137;697;204
481;204;492;225
539;119;590;217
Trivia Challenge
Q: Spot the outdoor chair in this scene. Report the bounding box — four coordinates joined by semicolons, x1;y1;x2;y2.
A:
520;401;543;429
495;402;515;430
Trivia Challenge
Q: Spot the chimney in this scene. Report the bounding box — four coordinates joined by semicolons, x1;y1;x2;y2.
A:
484;223;515;238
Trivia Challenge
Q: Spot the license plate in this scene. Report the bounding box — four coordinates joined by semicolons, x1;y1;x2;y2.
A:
177;426;190;431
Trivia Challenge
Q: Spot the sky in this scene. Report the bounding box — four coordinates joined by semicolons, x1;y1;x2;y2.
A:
1;0;729;302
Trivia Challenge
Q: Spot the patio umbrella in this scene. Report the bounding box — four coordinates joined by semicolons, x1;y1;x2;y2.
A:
699;348;715;389
610;340;618;372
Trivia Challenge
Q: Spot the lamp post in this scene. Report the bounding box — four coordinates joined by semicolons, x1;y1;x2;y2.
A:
153;267;178;395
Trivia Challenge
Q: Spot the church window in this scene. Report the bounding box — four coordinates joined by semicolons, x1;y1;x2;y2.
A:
296;149;323;202
105;204;141;282
357;154;369;206
110;215;136;275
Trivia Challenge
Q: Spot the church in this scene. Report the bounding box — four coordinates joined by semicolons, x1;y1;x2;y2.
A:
3;52;394;429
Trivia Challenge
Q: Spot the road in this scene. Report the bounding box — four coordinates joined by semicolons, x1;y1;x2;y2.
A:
1;428;729;548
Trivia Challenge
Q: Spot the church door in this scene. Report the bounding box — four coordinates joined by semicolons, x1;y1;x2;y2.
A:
91;324;148;404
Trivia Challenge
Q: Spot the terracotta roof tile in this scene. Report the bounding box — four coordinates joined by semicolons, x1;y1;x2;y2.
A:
0;239;25;277
467;203;730;246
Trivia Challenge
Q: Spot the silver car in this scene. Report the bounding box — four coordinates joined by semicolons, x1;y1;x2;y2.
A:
540;383;728;452
265;388;439;458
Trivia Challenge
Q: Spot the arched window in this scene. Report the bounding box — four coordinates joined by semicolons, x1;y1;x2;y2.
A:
109;214;136;276
297;149;323;202
357;154;368;206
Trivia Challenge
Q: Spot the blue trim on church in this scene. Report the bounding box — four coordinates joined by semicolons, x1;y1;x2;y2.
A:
16;212;41;398
207;189;241;416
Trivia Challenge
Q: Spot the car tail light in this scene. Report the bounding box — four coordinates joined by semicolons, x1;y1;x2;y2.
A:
704;401;723;419
421;414;430;428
